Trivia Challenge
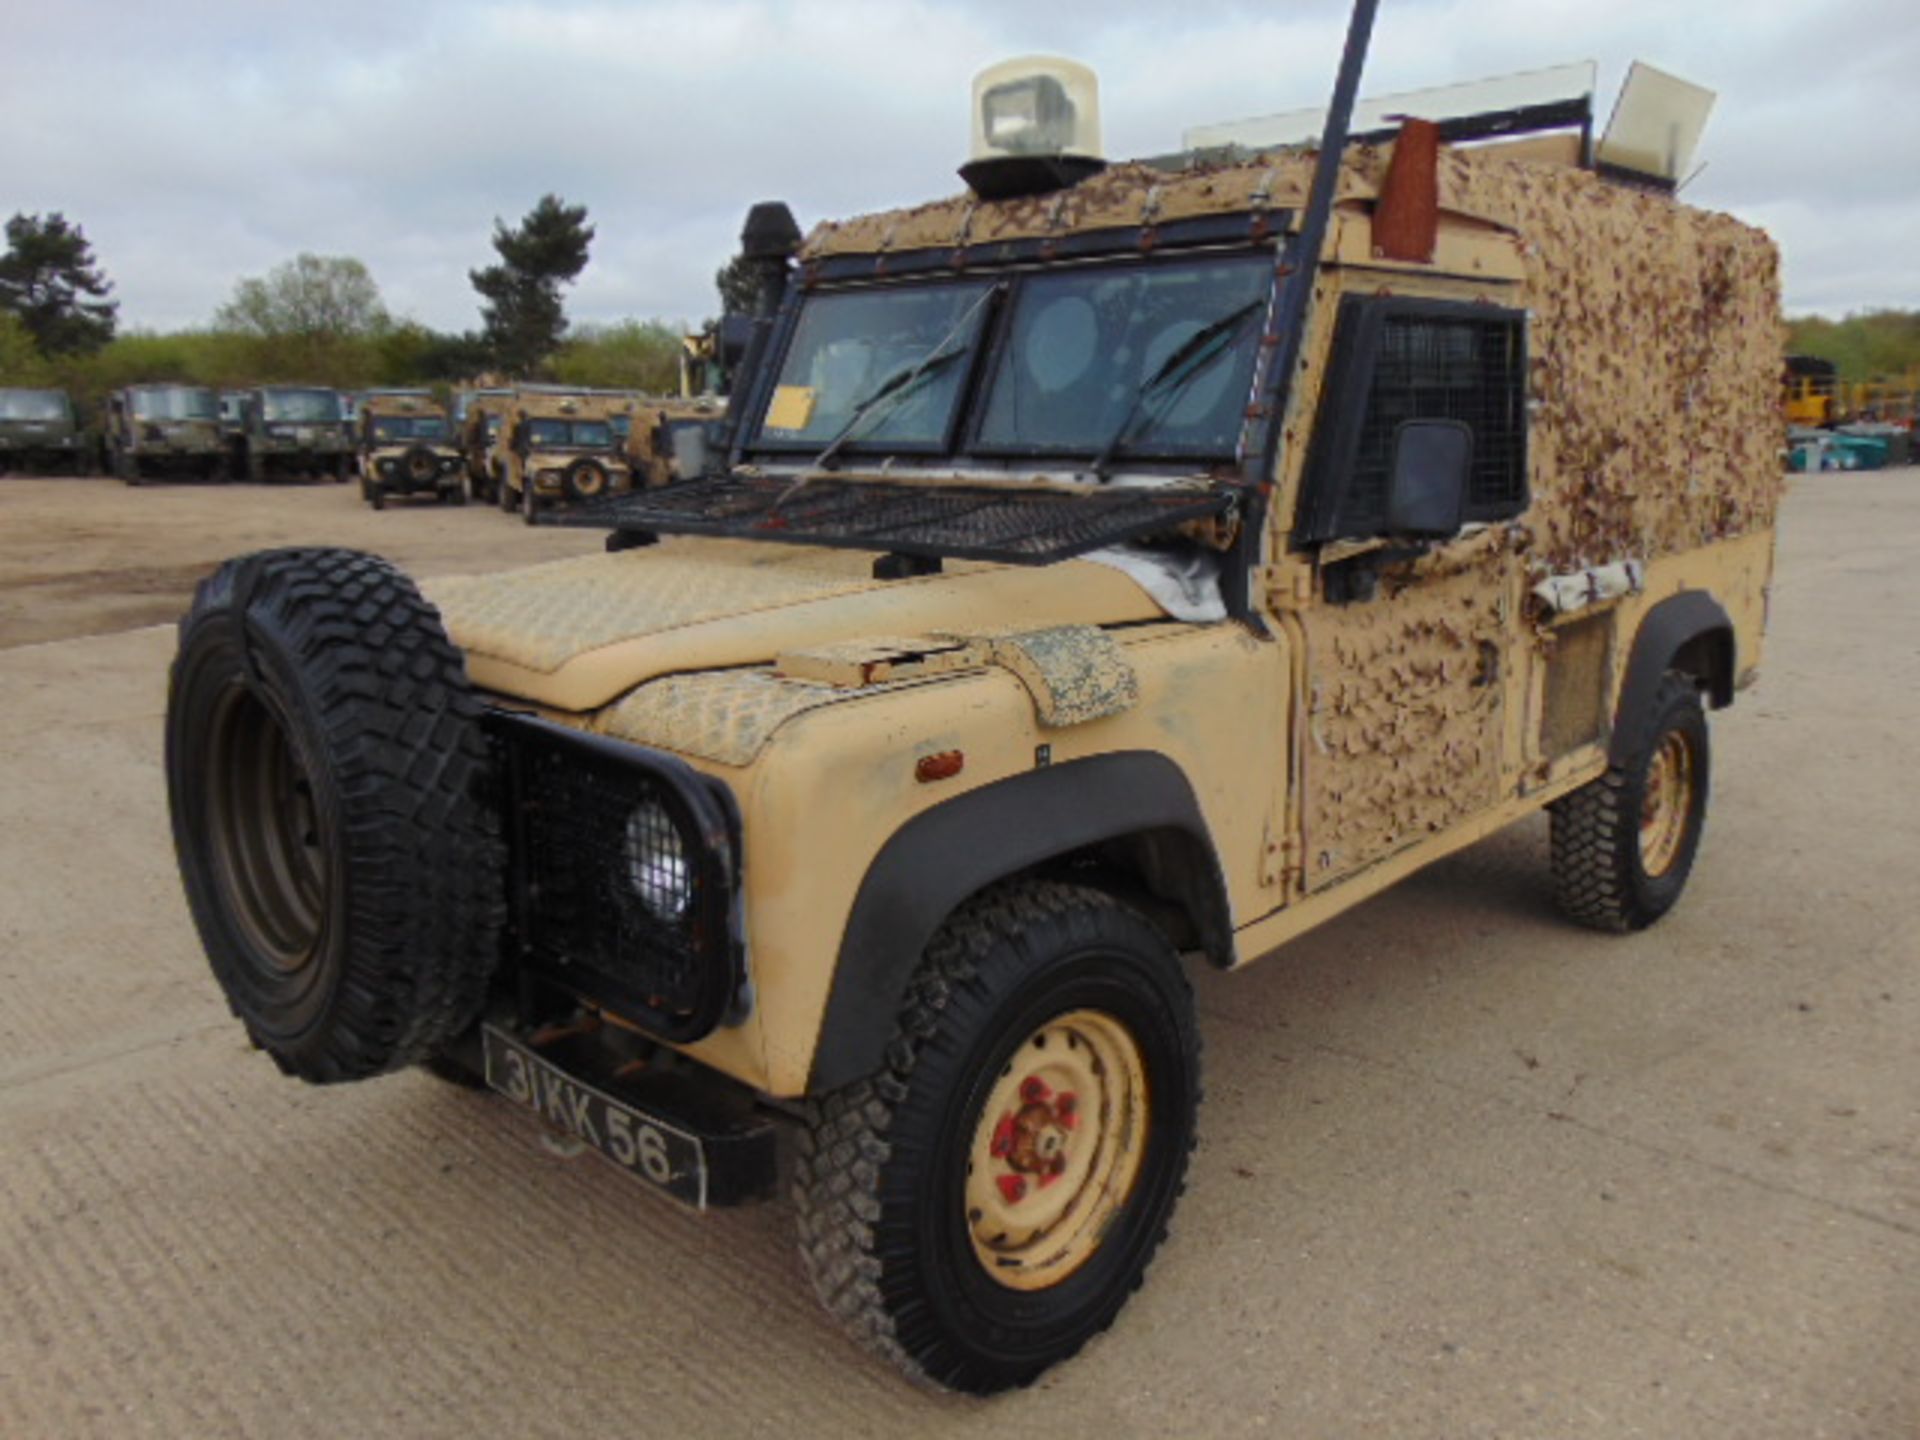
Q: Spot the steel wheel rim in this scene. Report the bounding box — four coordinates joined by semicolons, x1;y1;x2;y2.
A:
206;686;329;974
963;1007;1150;1292
1639;730;1695;878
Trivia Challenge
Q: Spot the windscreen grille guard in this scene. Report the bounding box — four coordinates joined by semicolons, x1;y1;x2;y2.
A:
539;474;1237;566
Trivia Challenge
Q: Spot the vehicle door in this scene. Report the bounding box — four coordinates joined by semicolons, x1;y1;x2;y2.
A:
1286;292;1532;891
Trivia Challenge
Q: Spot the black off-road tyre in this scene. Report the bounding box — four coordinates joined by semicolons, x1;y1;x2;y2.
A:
166;547;503;1083
1550;670;1710;932
793;880;1201;1394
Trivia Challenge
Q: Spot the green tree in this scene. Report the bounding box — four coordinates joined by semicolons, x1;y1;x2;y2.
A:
715;254;757;318
1786;309;1920;381
214;254;389;384
0;311;53;385
0;213;117;356
550;320;683;393
470;194;594;375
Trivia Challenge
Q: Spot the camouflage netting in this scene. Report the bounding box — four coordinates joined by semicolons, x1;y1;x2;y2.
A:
801;144;1783;577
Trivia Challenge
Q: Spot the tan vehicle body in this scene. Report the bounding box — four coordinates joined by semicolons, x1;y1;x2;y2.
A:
458;389;517;493
623;395;724;488
427;139;1782;1098
489;391;637;510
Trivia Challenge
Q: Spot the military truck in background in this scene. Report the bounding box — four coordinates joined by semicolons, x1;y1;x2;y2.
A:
240;385;351;482
162;8;1785;1398
104;383;226;483
357;391;465;509
0;388;87;475
490;390;637;523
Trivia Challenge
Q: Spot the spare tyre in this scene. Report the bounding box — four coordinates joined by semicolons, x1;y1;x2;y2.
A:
166;548;502;1083
402;445;439;491
562;457;610;503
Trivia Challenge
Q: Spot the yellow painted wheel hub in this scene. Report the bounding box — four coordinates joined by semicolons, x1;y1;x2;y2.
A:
1639;730;1695;878
963;1008;1149;1292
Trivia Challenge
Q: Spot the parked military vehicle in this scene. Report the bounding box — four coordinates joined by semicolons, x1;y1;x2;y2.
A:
240;385;351;482
104;383;226;483
490;391;637;523
624;396;726;490
163;11;1782;1397
357;392;465;509
457;388;516;501
0;387;86;474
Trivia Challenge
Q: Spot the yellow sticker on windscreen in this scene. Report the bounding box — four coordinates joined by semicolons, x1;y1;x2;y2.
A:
765;385;817;433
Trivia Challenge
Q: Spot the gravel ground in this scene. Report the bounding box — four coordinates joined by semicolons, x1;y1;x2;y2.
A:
0;468;1914;1438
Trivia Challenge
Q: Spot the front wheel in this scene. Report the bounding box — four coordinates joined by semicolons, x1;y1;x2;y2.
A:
1550;670;1710;931
794;880;1200;1394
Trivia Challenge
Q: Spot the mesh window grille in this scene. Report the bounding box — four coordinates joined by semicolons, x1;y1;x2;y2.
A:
1299;298;1529;542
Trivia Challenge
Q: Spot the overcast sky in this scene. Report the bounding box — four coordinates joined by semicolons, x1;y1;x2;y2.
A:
6;0;1917;335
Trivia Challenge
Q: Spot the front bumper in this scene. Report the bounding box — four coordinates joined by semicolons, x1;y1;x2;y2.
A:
451;1018;778;1208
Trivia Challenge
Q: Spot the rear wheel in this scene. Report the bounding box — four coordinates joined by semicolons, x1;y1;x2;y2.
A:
1551;670;1710;931
166;548;503;1082
794;880;1200;1393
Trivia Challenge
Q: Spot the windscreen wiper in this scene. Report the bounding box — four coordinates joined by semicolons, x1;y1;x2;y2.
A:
763;281;1004;521
1089;299;1265;480
805;281;1005;473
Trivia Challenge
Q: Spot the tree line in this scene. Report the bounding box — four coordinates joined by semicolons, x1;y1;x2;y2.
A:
0;196;728;406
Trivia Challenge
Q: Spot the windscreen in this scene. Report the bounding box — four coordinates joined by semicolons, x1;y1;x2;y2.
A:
975;255;1272;458
0;390;69;421
370;415;449;442
526;418;614;449
261;389;343;423
131;387;218;421
752;279;996;452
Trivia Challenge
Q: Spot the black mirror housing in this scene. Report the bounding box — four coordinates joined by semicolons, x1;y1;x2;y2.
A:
1386;419;1472;538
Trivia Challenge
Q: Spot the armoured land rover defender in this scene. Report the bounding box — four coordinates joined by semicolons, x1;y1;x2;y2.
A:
624;395;727;490
240;385;352;482
164;15;1782;1397
357;391;465;509
105;383;226;483
0;387;85;474
489;390;638;523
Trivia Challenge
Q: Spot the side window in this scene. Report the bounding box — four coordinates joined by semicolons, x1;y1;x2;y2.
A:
1294;296;1529;545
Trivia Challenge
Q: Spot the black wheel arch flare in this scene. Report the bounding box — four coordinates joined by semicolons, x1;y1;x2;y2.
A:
1611;590;1735;764
807;751;1233;1094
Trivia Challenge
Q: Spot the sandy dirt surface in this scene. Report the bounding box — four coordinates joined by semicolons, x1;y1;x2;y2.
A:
0;474;602;650
0;469;1915;1438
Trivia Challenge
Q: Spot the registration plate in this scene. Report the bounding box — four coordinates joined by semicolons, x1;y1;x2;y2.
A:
483;1025;709;1208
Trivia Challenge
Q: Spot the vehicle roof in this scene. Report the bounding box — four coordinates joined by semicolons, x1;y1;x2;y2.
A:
514;393;634;419
362;394;449;417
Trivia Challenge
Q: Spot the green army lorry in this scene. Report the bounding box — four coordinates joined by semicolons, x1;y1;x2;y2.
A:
104;383;226;483
0;388;87;475
240;385;352;482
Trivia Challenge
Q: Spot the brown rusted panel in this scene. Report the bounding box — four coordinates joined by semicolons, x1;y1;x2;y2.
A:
1373;119;1440;262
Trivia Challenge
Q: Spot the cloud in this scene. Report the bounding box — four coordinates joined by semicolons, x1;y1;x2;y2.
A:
5;0;1917;331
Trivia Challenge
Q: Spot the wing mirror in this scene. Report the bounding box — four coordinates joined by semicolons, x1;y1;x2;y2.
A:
1386;419;1472;539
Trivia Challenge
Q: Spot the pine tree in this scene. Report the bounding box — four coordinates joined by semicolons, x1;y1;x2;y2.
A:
469;195;594;375
0;213;117;356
